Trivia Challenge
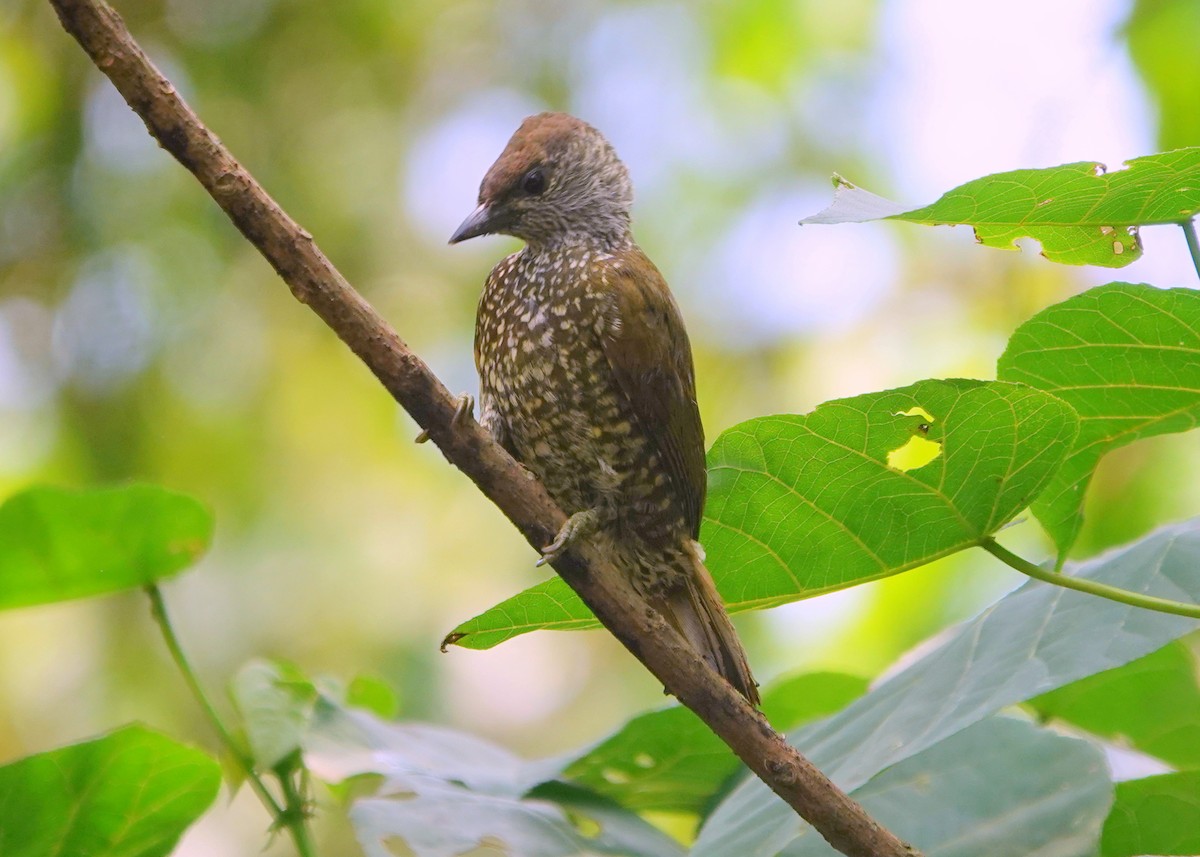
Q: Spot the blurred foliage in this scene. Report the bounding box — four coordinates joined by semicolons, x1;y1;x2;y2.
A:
1;0;1198;853
1125;0;1200;151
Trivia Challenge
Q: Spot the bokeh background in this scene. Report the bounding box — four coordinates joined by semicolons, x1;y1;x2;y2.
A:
2;0;1199;852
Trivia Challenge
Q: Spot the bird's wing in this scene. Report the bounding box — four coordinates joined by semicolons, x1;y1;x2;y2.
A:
600;248;707;538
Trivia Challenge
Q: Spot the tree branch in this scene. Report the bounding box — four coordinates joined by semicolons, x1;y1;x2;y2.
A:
48;2;919;855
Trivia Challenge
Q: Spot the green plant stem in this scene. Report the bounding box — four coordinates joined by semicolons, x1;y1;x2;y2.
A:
1183;219;1200;284
980;539;1200;619
278;770;317;856
145;585;317;857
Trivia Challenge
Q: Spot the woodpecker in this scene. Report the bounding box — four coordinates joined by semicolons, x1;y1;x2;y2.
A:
451;112;757;703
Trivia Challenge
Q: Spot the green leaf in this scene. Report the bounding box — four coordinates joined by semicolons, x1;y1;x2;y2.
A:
800;147;1200;267
346;674;400;720
303;700;682;857
445;575;597;650
695;519;1200;856
1102;771;1200;857
562;671;867;815
1127;0;1200;152
349;783;683;857
0;724;220;857
447;379;1078;649
1031;640;1200;769
998;282;1200;558
703;379;1076;610
0;484;212;610
304;697;560;796
230;659;318;772
784;717;1111;857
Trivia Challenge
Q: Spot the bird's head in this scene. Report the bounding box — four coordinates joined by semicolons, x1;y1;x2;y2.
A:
450;112;634;249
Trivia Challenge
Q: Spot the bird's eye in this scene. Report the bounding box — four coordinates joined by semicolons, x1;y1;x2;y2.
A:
521;168;546;195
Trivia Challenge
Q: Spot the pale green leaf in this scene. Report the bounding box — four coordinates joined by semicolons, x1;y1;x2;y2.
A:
695;519;1200;856
784;717;1111;857
796;174;911;223
349;784;683;857
230;659;317;772
303;700;681;857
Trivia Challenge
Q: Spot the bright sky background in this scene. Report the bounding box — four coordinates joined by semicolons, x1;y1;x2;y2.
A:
407;0;1194;364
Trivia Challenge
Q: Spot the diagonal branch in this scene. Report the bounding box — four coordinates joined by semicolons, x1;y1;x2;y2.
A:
47;2;919;855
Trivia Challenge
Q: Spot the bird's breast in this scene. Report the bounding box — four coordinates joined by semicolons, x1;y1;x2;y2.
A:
475;253;650;514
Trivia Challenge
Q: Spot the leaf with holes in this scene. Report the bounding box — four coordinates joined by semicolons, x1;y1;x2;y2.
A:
303;700;681;857
0;484;212;610
0;724;220;857
998;283;1200;559
800;147;1200;267
562;671;867;815
446;379;1078;649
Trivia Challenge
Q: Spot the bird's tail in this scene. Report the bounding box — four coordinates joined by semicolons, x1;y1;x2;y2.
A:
651;542;759;705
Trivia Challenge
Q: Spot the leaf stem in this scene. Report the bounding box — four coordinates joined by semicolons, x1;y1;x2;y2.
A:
145;585;317;856
1182;219;1200;284
979;539;1200;619
278;769;317;856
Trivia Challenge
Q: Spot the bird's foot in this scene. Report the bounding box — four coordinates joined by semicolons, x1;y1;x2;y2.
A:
415;393;475;444
537;509;600;567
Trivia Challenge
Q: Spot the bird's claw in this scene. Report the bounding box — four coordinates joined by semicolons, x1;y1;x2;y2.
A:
415;393;475;444
536;509;600;567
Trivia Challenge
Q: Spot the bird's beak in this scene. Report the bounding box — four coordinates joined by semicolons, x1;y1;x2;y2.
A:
449;202;507;244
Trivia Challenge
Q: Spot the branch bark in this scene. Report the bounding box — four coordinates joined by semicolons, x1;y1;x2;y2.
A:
48;2;920;855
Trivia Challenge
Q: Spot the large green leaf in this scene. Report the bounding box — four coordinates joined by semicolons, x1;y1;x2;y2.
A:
702;379;1076;610
1030;639;1200;769
562;671;867;815
785;717;1111;857
800;148;1200;267
0;484;212;610
1102;771;1200;857
695;519;1200;856
0;724;220;857
446;379;1078;649
303;700;681;857
998;282;1200;558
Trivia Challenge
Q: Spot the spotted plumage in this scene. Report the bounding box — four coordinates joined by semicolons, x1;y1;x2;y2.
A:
452;112;758;704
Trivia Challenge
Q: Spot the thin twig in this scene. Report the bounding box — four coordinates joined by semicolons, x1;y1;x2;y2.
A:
981;539;1200;619
145;586;317;857
1182;219;1200;284
51;2;918;855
